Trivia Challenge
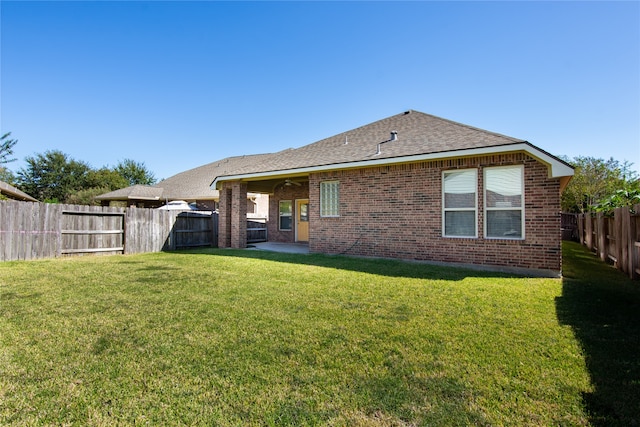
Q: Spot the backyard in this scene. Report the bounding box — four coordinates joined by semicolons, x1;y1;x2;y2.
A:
0;242;638;426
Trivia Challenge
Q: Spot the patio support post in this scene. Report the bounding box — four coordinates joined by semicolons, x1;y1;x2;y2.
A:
218;184;232;248
230;181;248;248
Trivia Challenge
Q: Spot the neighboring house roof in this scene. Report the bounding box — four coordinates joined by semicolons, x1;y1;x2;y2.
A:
211;110;574;189
0;180;38;202
95;184;164;201
154;153;273;200
96;153;274;202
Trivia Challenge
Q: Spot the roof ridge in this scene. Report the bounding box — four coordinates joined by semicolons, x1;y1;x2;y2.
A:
412;110;525;143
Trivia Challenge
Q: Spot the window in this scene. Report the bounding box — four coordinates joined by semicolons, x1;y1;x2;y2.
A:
442;169;477;237
299;202;308;222
279;200;292;230
484;166;524;239
320;181;340;217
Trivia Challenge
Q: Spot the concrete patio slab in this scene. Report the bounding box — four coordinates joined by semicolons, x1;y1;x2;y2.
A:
247;242;310;254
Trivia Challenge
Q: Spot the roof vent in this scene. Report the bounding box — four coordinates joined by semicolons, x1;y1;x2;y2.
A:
376;131;398;155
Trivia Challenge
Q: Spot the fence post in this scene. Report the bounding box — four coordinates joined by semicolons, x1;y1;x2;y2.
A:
212;213;219;248
596;213;606;262
578;214;584;245
631;204;640;280
584;214;592;250
617;207;628;274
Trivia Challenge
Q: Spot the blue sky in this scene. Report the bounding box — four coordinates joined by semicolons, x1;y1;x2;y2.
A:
1;1;639;180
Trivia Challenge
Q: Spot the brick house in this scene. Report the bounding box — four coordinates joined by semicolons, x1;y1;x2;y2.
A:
212;110;574;276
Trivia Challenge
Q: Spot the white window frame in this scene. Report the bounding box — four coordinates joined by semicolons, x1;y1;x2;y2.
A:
278;200;292;231
320;180;340;217
484;165;525;240
442;169;478;238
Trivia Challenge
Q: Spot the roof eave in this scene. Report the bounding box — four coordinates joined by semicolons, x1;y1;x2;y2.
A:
0;183;39;202
211;143;574;189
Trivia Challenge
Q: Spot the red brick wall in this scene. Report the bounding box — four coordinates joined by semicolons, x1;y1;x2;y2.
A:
218;181;248;248
268;182;310;243
305;154;562;273
230;182;248;248
218;187;232;248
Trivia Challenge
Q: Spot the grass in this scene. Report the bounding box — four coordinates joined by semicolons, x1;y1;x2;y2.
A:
0;242;638;426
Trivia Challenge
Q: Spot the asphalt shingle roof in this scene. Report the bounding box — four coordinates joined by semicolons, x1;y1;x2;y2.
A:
99;110;569;201
96;154;275;201
155;153;274;200
95;185;164;201
0;180;38;202
213;110;527;179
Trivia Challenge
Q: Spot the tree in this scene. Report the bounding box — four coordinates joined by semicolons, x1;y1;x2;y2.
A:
0;167;15;185
85;167;129;191
11;148;157;205
561;156;639;213
0;166;16;200
0;132;18;165
65;186;112;206
65;168;129;205
593;188;640;213
16;150;91;203
114;159;156;186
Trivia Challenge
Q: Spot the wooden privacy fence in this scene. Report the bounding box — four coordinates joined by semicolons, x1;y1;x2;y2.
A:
247;218;268;243
0;201;219;261
576;204;640;280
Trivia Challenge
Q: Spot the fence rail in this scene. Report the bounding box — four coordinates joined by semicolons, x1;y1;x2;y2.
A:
575;203;640;280
0;201;223;261
247;218;268;243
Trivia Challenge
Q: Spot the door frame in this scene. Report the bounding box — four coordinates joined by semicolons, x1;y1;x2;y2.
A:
295;198;309;242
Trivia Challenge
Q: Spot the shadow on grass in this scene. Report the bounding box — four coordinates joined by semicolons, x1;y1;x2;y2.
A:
556;241;640;426
171;247;528;282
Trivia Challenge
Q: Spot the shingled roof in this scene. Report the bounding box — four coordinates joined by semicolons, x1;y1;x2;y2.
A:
94;184;163;201
95;153;274;202
98;110;573;202
246;110;524;172
212;110;573;188
0;180;38;202
155;153;274;200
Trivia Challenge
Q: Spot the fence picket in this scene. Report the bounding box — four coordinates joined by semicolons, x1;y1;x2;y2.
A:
576;204;640;280
0;201;227;261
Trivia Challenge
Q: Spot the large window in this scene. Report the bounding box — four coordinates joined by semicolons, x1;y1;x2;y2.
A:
279;200;292;230
320;181;340;217
442;169;477;237
484;166;524;239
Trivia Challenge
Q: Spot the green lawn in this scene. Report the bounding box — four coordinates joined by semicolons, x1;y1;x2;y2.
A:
1;242;638;426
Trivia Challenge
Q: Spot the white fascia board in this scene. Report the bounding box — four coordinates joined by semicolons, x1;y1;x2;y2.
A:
210;143;573;189
127;196;161;200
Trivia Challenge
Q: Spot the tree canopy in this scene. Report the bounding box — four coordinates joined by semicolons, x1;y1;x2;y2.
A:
16;150;92;203
14;150;157;205
114;159;156;186
561;156;639;213
2;133;156;204
0;132;18;165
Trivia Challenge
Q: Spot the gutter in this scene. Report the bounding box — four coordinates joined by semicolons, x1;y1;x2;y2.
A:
211;143;574;190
